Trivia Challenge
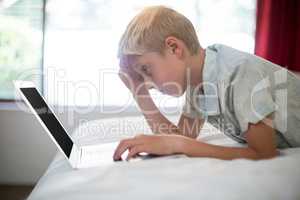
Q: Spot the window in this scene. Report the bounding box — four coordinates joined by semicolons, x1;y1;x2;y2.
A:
44;0;256;109
1;0;257;110
0;0;44;100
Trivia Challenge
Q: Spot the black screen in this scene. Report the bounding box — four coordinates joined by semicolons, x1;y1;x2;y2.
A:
20;87;73;158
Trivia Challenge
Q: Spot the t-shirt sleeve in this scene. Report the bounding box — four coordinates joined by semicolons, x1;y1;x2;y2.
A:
233;66;276;134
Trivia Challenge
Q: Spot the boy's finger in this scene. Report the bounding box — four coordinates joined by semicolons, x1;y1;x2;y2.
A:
113;138;141;161
119;68;143;84
113;139;133;160
126;145;146;161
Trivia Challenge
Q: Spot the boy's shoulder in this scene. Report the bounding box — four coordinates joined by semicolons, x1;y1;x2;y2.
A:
207;44;283;84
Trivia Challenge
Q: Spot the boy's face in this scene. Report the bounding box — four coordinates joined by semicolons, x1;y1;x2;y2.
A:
133;50;187;96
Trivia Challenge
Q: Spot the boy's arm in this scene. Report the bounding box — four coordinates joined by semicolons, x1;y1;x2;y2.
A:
181;118;279;160
113;116;279;161
178;114;204;139
118;68;203;138
133;84;204;138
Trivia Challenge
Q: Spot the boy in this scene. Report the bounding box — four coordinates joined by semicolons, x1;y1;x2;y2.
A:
113;6;300;161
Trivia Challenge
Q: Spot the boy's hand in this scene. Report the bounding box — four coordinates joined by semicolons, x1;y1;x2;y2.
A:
113;134;186;161
118;67;143;93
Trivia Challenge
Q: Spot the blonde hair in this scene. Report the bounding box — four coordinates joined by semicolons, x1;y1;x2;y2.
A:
118;6;200;57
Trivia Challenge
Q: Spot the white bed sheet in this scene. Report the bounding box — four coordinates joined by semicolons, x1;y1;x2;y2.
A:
28;116;300;200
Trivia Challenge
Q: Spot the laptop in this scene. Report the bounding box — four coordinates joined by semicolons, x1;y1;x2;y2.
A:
14;81;130;169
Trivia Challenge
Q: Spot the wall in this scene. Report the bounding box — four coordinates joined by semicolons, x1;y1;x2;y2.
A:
0;104;146;185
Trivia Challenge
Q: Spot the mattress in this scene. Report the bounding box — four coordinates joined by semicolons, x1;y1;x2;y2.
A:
28;116;300;200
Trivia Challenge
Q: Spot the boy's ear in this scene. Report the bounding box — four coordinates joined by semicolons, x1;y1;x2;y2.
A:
165;36;183;58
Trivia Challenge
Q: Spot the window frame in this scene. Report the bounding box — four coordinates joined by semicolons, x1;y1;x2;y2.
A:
1;0;257;108
0;0;46;102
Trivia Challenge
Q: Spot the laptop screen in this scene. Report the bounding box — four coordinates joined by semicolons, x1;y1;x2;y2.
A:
20;87;73;158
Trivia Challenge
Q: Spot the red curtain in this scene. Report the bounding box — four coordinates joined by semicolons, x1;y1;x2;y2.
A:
255;0;300;72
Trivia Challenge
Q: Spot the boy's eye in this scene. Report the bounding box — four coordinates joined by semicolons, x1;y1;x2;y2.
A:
141;65;151;76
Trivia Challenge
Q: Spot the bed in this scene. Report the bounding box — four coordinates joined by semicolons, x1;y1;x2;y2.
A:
27;116;300;200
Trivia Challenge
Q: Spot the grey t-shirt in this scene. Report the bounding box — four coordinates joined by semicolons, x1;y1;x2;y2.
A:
183;44;300;148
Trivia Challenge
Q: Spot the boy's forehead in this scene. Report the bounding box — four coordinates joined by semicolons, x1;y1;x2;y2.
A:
119;55;140;68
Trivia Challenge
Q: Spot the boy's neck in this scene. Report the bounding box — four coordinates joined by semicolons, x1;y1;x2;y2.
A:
186;47;205;89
